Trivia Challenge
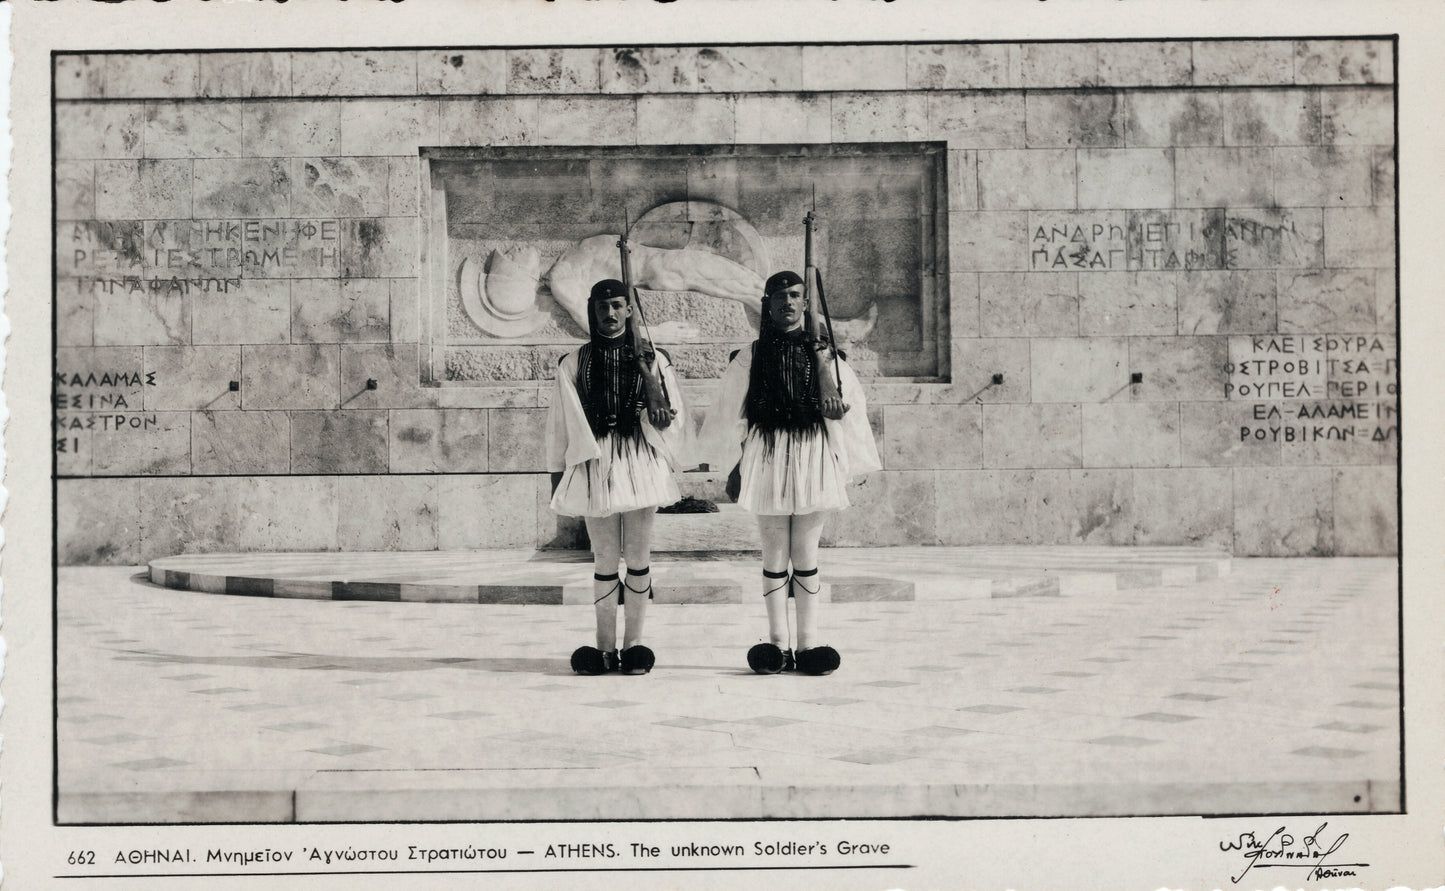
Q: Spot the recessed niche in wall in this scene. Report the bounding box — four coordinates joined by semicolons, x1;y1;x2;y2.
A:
420;143;949;384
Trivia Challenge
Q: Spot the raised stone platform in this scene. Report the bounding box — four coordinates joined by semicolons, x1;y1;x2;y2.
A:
148;546;1232;605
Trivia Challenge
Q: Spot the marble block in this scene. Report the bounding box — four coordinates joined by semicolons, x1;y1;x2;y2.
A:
1222;89;1321;146
907;44;1011;90
292;278;390;343
340;343;428;409
830;92;929;142
138;476;340;560
56;278;95;346
337;476;440;551
507;48;602;93
437;475;539;549
92;411;191;476
1130;468;1233;548
1176;270;1278;335
1323;206;1394;268
58;478;143;564
946;272;981;338
935;469;1133;546
1372;146;1395;206
56;103;144;160
978;149;1076;211
1076;272;1174;336
1025;92;1125;148
1332;465;1398;555
1295;40;1392;85
1018;43;1099;88
104;54;200;98
600;47;699;93
1225;207;1323;270
1376;270;1397;330
389;159;421;218
342;218;419;278
1320;87;1393;146
1097;41;1192;87
56;161;96;220
193;158;292;218
389;408;488;473
637;95;736;144
93;284;189;346
95;160;191;219
949;212;1030;273
697;45;803;92
942;337;1031;403
54;54;106;100
1280;401;1397;467
1179;401;1283;467
1029;337;1128;403
487;409;549;472
980;273;1078;337
734;94;832;144
1278;269;1377;333
948;150;979;213
241;101;342;157
1129;336;1228;402
143;346;241;411
193;280;290;345
199;52;293;98
438;98;540;146
981;404;1083;468
823;471;937;547
339;99;439;156
1191;41;1295;86
883;404;981;470
1081;402;1180;468
240;344;341;410
1173;147;1273;208
419;50;508;94
537;96;638;145
1232;467;1336;556
1272;146;1374;207
1125;91;1223;148
290;410;389;474
803;44;907;91
927;92;1026;149
191;410;291;475
144;102;243;159
290;50;418;97
291;158;390;218
1077;148;1174;210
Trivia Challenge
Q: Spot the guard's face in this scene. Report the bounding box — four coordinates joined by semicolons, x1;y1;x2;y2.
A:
766;284;807;331
592;296;631;337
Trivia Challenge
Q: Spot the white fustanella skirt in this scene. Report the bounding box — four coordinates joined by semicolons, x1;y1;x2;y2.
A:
550;430;681;518
736;424;850;516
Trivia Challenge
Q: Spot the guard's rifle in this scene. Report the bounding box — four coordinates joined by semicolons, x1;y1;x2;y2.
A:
804;192;846;419
618;217;675;428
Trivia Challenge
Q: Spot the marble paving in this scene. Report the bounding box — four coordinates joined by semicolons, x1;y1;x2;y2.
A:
57;555;1399;823
148;545;1234;605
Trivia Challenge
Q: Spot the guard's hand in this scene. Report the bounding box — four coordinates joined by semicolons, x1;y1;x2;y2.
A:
648;406;677;428
821;397;849;419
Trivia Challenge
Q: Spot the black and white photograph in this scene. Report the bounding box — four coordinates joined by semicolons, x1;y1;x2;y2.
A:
4;1;1443;888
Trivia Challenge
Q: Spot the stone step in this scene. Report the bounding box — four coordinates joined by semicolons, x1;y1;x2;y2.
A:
148;546;1231;606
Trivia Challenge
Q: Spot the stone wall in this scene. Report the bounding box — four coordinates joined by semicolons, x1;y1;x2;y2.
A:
55;40;1398;563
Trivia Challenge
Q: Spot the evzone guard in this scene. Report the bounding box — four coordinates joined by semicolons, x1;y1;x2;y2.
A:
701;205;881;675
546;235;687;676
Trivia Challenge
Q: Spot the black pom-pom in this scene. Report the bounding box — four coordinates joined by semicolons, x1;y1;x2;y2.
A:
620;645;655;675
747;643;787;675
795;646;840;676
571;646;608;676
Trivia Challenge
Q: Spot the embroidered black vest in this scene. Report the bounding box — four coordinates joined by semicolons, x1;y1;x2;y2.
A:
744;329;825;433
577;339;645;439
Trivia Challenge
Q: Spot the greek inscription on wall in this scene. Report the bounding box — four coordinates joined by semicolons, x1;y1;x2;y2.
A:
64;219;342;278
1231;335;1398;445
1028;210;1318;271
53;368;158;460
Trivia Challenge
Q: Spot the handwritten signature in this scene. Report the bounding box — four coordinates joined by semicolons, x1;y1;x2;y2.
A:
1220;823;1367;883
